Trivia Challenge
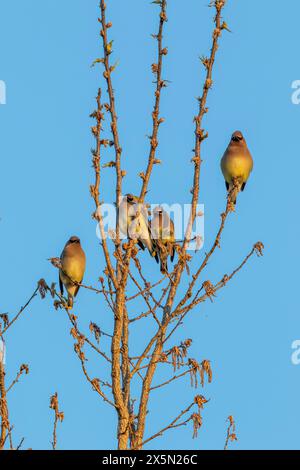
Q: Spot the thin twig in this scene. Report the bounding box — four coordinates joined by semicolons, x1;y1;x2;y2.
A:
90;89;118;289
16;437;25;451
0;287;38;337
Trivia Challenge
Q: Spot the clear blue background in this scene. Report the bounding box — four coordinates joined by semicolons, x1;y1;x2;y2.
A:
0;0;298;450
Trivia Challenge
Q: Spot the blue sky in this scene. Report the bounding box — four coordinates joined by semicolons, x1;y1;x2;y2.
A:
0;0;299;450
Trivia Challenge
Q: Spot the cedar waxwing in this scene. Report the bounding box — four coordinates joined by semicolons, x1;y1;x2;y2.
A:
221;131;253;203
151;206;175;274
59;236;86;309
119;194;156;257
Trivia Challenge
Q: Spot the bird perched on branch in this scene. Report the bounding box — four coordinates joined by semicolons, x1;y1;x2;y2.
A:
151;206;175;275
221;131;253;203
119;194;157;258
59;236;86;309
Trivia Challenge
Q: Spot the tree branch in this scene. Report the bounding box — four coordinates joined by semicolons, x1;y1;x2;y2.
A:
139;0;168;202
99;0;123;243
134;1;227;448
6;364;29;394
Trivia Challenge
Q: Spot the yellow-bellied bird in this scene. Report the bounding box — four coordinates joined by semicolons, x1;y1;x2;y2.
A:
151;207;175;274
119;194;157;258
59;236;86;309
221;131;253;203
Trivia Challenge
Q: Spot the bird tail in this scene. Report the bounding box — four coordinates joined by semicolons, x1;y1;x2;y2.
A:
68;295;74;309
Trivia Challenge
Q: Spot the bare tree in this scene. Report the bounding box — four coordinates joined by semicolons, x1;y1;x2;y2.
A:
48;0;263;450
